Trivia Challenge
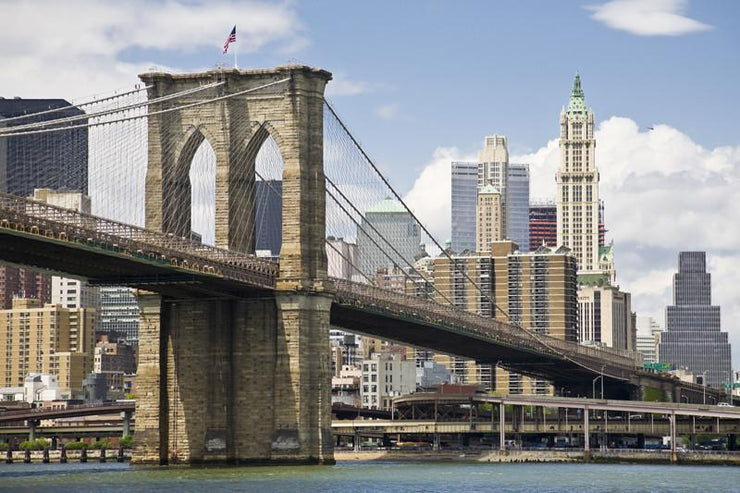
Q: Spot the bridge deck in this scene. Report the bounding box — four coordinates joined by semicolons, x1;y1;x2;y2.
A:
0;192;714;394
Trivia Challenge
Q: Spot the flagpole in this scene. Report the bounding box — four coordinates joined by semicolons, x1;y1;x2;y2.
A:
234;39;238;70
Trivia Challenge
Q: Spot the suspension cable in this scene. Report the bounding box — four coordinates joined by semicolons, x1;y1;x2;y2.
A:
0;78;290;138
0;85;152;125
0;81;224;134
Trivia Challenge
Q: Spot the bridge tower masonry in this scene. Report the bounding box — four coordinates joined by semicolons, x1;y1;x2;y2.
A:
133;65;334;465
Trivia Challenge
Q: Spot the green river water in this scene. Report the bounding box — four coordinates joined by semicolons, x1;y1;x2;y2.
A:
0;461;738;491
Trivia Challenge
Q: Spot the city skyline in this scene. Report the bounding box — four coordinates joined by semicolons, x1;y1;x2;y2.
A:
0;0;737;368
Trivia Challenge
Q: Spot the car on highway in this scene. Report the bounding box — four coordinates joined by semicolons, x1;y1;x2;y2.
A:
717;402;734;407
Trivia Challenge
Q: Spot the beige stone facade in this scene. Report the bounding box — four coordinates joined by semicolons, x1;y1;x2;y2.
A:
134;66;334;465
476;185;503;253
0;299;94;393
556;75;600;273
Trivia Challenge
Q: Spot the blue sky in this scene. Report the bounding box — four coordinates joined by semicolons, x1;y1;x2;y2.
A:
2;0;739;369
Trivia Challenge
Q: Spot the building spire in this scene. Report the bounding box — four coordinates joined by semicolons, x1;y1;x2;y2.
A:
567;73;586;114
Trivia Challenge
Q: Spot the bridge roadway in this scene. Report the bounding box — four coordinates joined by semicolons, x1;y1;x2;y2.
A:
0;192;728;398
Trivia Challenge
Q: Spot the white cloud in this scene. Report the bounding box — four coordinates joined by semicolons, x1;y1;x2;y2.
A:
404;147;477;244
375;103;400;120
407;118;739;366
326;73;372;97
587;0;713;36
0;0;307;98
511;116;740;367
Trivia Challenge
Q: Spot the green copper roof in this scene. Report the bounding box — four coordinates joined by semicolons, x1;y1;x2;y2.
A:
479;184;501;195
567;73;587;114
599;243;614;262
577;271;610;287
367;197;407;214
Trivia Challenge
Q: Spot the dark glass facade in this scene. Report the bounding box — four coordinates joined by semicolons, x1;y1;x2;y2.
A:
658;252;731;388
255;180;282;256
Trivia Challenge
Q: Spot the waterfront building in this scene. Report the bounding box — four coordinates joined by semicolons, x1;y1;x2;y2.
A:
326;236;357;280
658;251;732;388
556;75;600;273
93;336;136;375
0;298;94;394
36;190;101;321
98;287;139;345
356;197;420;278
418;361;453;388
476;184;504;253
578;285;634;352
492;241;578;341
432;251;494;389
332;365;362;408
360;353;416;410
450;161;478;252
636;316;662;364
490;241;578;394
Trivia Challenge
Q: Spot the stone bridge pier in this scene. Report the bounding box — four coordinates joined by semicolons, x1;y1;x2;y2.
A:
132;66;334;465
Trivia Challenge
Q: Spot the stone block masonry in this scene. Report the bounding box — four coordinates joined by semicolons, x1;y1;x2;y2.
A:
133;65;334;465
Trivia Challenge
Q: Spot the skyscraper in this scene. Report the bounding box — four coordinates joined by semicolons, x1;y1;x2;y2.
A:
578;285;634;352
506;163;530;252
478;135;509;236
98;287;140;345
450;161;478;252
556;75;600;273
451;138;530;254
0;98;88;196
0;99;88;309
529;200;557;251
658;252;732;388
255;179;282;257
476;184;503;253
356;197;420;278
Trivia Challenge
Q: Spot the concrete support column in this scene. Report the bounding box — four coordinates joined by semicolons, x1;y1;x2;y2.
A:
670;412;677;463
121;411;132;438
132;291;167;464
272;293;334;464
584;406;590;456
499;403;505;454
353;430;360;452
28;420;38;441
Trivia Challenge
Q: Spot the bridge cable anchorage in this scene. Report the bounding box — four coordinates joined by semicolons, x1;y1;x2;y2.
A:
0;81;225;135
323;98;637;379
0;85;153;125
0;77;290;138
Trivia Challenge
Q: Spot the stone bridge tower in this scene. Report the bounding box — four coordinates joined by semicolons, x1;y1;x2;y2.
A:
134;66;334;464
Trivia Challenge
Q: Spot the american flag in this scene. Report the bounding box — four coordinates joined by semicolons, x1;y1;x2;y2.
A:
223;26;236;54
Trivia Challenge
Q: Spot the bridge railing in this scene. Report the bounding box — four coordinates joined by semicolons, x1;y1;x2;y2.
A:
0;193;279;288
0;192;640;375
333;278;639;374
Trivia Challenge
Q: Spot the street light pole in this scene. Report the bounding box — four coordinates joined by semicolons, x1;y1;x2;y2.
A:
601;365;606;399
592;375;602;399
